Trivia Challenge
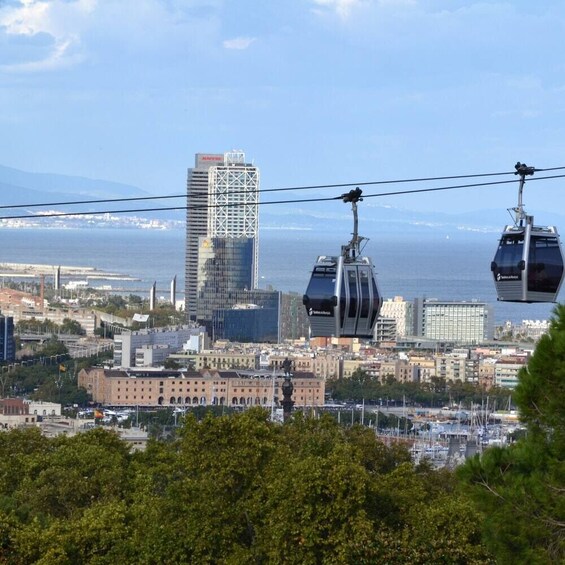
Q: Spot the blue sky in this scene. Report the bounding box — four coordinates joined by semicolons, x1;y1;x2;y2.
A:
1;0;565;217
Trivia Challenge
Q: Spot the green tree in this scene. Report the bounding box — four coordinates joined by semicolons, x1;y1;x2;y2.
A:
59;318;84;335
99;294;127;314
16;318;58;335
163;358;180;370
459;304;565;564
0;409;491;563
0;428;135;564
40;337;68;358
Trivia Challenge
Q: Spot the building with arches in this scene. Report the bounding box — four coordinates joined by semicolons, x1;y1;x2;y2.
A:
78;367;324;409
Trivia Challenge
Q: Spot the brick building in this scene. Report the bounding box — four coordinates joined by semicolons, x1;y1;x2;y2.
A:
78;367;324;408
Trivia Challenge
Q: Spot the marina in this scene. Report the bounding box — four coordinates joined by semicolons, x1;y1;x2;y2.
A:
374;405;522;468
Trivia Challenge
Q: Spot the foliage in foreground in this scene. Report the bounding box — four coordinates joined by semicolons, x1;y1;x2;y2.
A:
459;304;565;565
0;411;492;564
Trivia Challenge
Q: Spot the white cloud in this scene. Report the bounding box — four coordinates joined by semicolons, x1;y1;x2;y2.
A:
0;0;96;72
223;36;256;50
0;37;85;72
311;0;366;19
0;0;51;37
0;0;96;37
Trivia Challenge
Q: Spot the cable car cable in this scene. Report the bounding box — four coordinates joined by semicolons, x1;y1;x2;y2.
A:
361;173;565;199
0;167;549;211
1;173;565;221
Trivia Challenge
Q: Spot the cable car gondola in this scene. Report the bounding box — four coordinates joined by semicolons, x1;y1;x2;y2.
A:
303;188;382;338
491;163;565;302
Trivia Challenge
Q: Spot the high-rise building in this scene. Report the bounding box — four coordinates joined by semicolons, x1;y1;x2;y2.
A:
185;151;259;328
379;296;413;338
413;298;494;344
0;315;15;363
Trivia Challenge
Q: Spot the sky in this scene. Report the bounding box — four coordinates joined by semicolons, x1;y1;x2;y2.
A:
1;0;565;217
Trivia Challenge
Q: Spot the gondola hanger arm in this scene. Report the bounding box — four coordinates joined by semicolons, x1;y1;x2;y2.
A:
513;162;535;225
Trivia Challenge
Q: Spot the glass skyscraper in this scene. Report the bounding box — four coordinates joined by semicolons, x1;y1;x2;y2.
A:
0;315;15;362
185;151;259;329
213;289;281;343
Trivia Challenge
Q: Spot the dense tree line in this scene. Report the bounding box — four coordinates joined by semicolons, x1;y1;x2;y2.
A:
327;371;513;410
16;318;85;336
0;411;492;564
95;295;182;329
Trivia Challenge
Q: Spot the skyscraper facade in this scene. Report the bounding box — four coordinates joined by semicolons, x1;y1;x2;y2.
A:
413;298;494;344
185;151;259;328
0;315;15;363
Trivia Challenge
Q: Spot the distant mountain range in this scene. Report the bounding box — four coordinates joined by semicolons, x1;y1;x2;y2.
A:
1;164;564;236
0;164;184;226
259;201;565;239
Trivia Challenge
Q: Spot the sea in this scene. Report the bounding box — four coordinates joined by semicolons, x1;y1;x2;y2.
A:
0;227;562;326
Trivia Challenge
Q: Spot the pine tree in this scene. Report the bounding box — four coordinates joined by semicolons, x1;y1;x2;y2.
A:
459;304;565;564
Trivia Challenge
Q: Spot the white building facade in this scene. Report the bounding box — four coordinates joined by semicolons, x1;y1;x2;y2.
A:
413;298;494;344
377;296;413;340
113;326;209;368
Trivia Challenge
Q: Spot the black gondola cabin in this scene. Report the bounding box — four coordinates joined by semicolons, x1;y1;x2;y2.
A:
491;217;564;302
303;254;382;338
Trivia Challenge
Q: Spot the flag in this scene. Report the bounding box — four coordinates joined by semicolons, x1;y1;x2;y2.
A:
94;409;104;419
59;364;66;372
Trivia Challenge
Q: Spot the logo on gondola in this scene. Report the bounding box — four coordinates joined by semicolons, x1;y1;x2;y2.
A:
308;308;332;316
497;274;520;281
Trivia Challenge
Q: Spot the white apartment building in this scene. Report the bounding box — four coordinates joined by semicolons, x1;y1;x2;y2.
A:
378;296;413;338
113;326;208;368
494;356;528;389
413;298;494;344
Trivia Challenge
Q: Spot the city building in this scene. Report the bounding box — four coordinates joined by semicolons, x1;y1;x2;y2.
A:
515;319;550;341
378;296;413;339
113;326;208;368
26;400;61;417
408;355;436;383
169;350;260;371
413;298;494;344
0;288;44;315
78;367;324;409
342;358;364;378
212;289;280;343
0;314;15;362
494;356;528;389
0;398;36;429
478;359;496;389
435;353;468;382
0;288;98;335
135;344;177;368
269;354;343;380
374;317;397;344
185;151;259;330
379;359;419;383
